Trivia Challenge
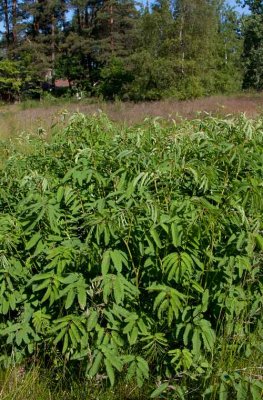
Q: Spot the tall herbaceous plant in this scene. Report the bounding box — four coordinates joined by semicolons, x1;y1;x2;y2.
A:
0;113;262;399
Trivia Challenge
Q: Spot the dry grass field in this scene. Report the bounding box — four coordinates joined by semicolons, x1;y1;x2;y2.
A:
0;92;262;139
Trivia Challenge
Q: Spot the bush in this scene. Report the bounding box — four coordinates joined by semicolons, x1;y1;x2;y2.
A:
0;60;22;102
124;52;181;101
98;57;133;100
0;114;263;398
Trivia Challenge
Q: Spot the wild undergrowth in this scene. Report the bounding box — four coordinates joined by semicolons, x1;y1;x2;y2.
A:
0;113;262;399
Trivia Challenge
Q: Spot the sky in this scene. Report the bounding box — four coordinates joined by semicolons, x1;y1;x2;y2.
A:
228;0;249;13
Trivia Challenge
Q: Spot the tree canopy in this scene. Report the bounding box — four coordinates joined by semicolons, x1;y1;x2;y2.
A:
0;0;260;101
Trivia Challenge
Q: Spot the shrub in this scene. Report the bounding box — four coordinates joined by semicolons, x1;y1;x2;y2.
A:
0;114;262;398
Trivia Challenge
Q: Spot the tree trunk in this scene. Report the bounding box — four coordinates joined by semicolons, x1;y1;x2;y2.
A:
179;13;185;74
76;7;82;33
110;3;114;52
12;0;17;43
51;14;55;85
3;0;10;47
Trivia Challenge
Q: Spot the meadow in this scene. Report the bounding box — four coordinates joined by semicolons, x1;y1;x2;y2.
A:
0;92;263;140
0;107;262;399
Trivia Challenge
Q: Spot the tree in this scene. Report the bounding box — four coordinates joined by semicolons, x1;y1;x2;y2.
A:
0;0;24;50
20;0;68;83
214;4;243;93
0;0;249;101
242;0;263;14
129;0;239;100
241;0;263;89
94;0;139;62
58;0;139;93
0;59;22;101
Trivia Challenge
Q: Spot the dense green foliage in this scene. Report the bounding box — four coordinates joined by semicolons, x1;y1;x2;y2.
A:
242;0;263;89
0;0;255;101
0;114;263;398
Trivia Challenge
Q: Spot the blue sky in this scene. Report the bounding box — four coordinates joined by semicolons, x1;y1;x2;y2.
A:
228;0;249;13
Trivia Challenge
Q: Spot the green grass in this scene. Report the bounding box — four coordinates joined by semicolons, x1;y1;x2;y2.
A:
0;113;262;399
0;366;150;400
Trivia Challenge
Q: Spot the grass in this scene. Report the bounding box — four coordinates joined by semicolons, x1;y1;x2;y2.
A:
0;91;263;140
0;366;150;400
0;107;69;140
0;350;262;400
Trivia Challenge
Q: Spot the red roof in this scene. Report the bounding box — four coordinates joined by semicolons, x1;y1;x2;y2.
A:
55;79;70;88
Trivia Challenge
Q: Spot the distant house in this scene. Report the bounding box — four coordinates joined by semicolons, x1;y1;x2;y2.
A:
42;69;71;95
42;68;70;91
54;79;70;89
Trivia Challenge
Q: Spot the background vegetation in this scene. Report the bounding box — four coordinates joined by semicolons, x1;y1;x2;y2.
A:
0;113;262;398
0;0;262;101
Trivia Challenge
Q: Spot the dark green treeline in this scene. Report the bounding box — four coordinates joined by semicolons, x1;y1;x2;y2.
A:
0;0;262;101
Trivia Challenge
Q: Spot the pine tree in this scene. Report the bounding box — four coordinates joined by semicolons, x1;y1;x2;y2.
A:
57;0;138;93
20;0;68;82
92;0;139;63
0;0;24;50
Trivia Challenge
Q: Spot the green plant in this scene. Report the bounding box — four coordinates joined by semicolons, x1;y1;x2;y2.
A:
0;113;262;399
